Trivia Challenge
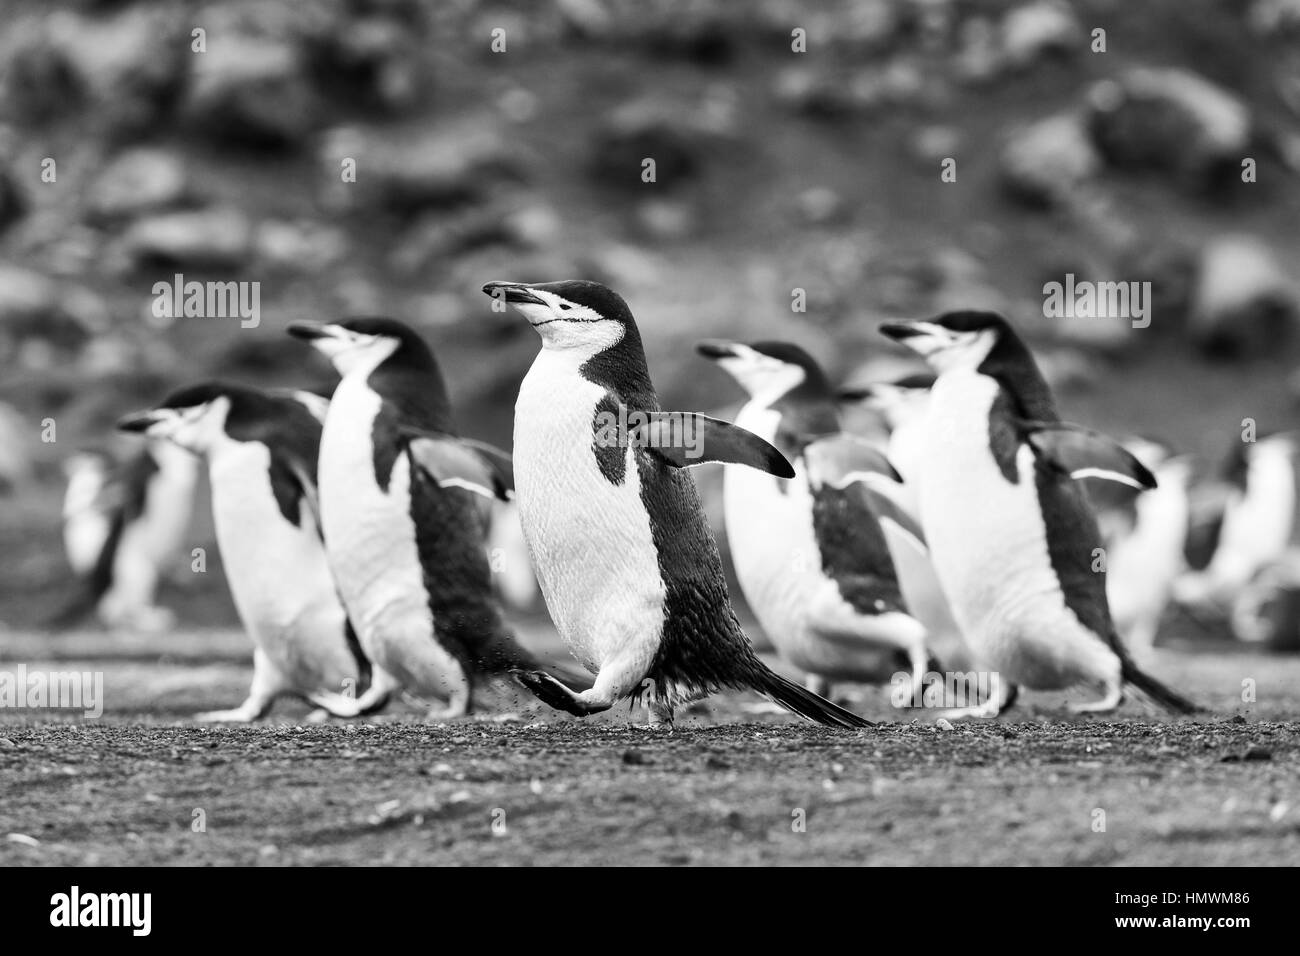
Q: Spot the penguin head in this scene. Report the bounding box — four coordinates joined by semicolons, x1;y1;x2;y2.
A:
482;280;635;354
880;311;1009;374
837;373;934;430
288;317;435;377
696;340;829;407
116;383;236;454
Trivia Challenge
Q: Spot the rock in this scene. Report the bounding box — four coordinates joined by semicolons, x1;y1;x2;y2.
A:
955;17;1003;84
87;149;188;221
120;206;254;271
323;123;526;215
1001;1;1082;68
0;265;99;364
1249;0;1300;35
254;219;347;272
300;9;428;113
589;101;703;190
1087;69;1252;188
182;37;320;149
1;8;186;137
1188;235;1298;358
774;67;864;118
0;402;35;493
635;198;697;240
0;160;26;233
911;125;961;166
1000;112;1101;208
796;187;847;225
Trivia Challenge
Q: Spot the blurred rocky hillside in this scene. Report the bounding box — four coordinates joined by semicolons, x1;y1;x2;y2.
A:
2;0;1300;624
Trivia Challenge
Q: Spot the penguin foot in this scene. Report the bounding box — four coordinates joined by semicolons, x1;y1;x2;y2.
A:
512;670;607;717
936;679;1017;720
304;708;331;724
194;706;262;723
1068;681;1123;714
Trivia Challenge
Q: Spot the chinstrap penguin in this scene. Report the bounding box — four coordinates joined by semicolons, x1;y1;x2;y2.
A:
56;439;198;632
118;383;375;721
289;316;587;719
880;311;1200;717
696;339;932;701
484;278;871;728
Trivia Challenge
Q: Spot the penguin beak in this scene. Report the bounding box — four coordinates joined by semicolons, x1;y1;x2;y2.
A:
836;384;878;405
287;322;336;341
695;340;739;361
116;410;163;434
879;322;924;342
482;281;546;306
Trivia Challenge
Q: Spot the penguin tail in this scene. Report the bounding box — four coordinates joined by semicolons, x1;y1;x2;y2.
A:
1120;657;1202;715
750;666;874;729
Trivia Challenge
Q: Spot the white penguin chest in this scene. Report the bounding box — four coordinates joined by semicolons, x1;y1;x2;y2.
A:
208;442;339;634
512;348;666;668
318;378;428;631
725;403;824;641
918;372;1102;680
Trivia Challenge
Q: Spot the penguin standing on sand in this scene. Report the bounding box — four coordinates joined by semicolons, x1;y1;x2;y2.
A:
483;279;871;728
57;439;198;631
118;384;373;721
695;339;931;700
880;311;1200;717
288;317;584;719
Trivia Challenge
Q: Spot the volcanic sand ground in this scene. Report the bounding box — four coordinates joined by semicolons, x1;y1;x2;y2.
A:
0;627;1297;866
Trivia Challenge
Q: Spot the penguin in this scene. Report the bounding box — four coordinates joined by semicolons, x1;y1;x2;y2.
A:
695;339;931;701
55;438;198;631
117;383;374;721
879;311;1200;717
1089;439;1192;660
837;373;936;493
834;372;974;675
1175;432;1297;610
287;316;584;719
483;279;871;728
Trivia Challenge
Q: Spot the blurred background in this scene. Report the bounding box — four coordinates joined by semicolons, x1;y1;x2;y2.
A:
2;0;1299;656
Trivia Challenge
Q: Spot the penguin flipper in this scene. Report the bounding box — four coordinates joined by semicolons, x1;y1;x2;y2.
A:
406;435;513;502
803;434;902;487
634;413;795;478
272;388;331;424
1022;421;1158;490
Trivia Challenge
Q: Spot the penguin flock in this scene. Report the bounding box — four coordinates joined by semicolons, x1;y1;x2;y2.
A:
77;278;1242;727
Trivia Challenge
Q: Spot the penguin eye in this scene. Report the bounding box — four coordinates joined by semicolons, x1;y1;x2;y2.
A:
558;303;572;312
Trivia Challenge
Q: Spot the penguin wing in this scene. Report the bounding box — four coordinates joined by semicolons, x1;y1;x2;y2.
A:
280;455;322;530
1022;421;1158;490
802;434;901;489
266;448;322;529
406;434;513;502
272;388;331;424
633;412;795;477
